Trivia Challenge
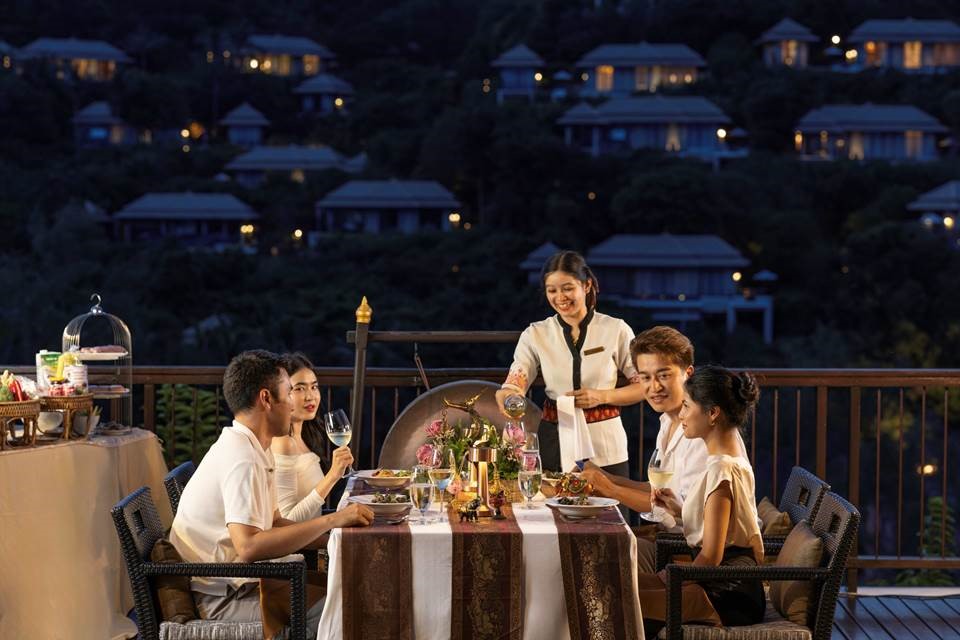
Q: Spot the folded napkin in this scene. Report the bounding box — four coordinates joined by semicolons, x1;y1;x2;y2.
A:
556;395;596;472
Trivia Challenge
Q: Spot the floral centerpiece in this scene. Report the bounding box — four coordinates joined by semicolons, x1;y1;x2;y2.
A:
415;395;527;499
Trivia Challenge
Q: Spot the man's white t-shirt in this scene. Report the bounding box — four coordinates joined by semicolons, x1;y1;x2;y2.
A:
169;420;277;596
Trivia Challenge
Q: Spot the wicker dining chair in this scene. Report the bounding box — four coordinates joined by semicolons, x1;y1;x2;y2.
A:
163;461;196;516
111;486;308;640
658;491;860;640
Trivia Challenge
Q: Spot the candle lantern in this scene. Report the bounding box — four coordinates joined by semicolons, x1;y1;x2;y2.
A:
467;445;498;517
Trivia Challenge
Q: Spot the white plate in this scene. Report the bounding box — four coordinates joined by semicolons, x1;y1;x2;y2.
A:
545;496;619;519
74;350;128;361
348;493;412;517
356;469;412;488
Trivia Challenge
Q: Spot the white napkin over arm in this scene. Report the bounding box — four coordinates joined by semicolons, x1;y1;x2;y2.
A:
556;395;597;472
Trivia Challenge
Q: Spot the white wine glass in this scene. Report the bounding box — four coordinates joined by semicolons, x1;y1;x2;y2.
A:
427;449;453;522
410;465;435;524
640;448;673;522
518;452;542;509
323;409;355;478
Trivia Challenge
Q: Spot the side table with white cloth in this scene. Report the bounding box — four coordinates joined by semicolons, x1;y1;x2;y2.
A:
316;475;644;640
0;429;172;640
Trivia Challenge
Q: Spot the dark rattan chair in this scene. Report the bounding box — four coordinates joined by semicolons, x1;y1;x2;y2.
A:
112;486;307;640
163;461;196;516
659;491;860;640
655;466;831;570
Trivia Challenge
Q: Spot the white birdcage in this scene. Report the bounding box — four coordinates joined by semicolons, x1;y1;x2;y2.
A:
62;293;133;430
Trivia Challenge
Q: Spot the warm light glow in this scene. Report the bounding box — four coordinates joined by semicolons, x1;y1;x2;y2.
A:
841;265;850;274
831;35;841;45
919;463;937;476
587;192;596;201
182;144;190;153
240;224;255;235
482;85;491;93
448;212;462;224
732;272;742;282
463;222;472;230
683;73;693;83
581;72;589;82
716;128;727;139
534;72;543;82
180;129;190;139
482;78;491;86
794;131;803;151
668;73;678;84
945;216;955;229
334;97;344;108
678;293;686;301
262;59;272;70
189;122;205;138
452;264;460;273
845;49;858;60
222;50;231;59
206;51;214;63
249;59;259;69
293;229;303;239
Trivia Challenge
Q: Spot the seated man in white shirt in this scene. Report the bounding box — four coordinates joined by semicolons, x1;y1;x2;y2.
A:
169;349;373;638
581;326;747;572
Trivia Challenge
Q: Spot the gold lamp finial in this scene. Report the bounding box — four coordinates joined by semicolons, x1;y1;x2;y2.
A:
355;296;372;324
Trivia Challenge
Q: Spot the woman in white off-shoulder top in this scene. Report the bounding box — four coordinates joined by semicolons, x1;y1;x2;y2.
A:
270;353;353;521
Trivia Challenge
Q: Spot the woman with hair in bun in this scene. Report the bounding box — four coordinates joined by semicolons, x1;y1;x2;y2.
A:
495;250;645;475
635;365;765;637
270;352;354;521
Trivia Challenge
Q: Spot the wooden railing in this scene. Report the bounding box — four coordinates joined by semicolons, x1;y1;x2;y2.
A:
6;362;959;589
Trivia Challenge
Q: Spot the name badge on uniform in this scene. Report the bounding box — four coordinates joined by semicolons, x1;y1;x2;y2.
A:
583;346;605;356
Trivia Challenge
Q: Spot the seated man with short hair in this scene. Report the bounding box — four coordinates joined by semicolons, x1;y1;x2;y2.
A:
169;349;373;638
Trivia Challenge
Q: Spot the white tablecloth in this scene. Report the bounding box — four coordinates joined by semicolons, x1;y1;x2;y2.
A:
316;483;642;640
0;430;172;639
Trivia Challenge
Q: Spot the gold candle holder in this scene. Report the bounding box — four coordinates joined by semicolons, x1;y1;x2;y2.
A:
467;446;498;517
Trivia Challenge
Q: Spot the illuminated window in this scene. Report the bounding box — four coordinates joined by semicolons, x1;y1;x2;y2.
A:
303;54;320;75
864;41;886;66
905;130;923;158
781;40;799;66
683;72;693;83
794;131;803;151
596;65;614;92
849;132;864;160
665;123;681;151
2;55;10;69
206;51;214;63
819;130;829;158
276;55;292;76
904;41;922;69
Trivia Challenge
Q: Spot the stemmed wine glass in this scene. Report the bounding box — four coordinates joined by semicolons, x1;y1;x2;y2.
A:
410;464;435;524
427;448;454;522
640;448;673;522
323;409;355;478
518;451;543;509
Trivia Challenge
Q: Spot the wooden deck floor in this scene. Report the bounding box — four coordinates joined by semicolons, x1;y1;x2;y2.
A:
833;595;960;639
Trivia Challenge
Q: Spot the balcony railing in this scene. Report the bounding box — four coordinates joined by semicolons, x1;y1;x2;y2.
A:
6;356;959;591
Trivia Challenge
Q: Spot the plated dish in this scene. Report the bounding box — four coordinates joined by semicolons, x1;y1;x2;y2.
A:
348;492;412;517
356;468;412;488
545;496;619;519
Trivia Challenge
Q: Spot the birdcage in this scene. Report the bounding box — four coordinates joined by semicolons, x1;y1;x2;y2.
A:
61;293;133;431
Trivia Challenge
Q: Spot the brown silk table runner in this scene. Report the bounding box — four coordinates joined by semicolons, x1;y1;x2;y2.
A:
552;508;642;640
449;504;524;640
340;513;415;639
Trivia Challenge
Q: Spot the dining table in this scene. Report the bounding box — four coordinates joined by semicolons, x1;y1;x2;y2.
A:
0;428;172;640
316;474;645;640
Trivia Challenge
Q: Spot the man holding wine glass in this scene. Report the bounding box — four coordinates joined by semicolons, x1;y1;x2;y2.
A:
169;350;373;637
580;327;747;572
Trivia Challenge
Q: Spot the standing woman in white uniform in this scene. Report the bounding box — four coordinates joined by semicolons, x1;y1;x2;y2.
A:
496;251;645;475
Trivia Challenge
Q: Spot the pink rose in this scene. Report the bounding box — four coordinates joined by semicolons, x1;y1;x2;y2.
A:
416;443;436;466
426;419;445;439
504;425;526;446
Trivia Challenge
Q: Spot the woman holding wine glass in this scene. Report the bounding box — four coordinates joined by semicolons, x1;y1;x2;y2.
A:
495;250;645;475
270;353;354;522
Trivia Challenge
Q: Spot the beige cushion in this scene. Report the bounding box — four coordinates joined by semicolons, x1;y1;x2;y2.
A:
656;600;812;639
151;539;198;624
769;522;823;626
758;497;793;536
